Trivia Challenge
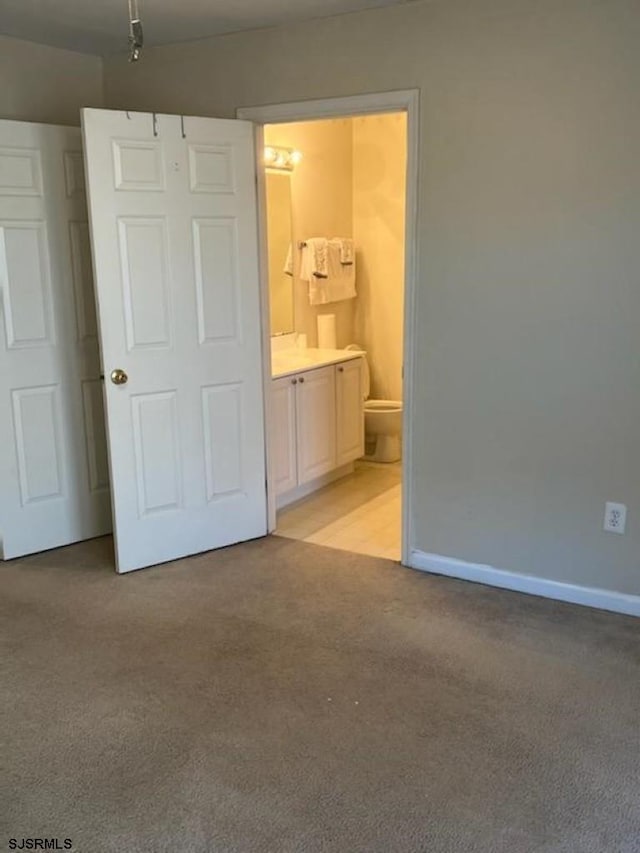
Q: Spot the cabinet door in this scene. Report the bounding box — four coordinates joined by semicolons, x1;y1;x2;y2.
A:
336;358;365;466
271;376;298;496
296;366;336;484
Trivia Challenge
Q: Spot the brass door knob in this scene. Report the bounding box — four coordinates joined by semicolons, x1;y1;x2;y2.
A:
110;368;128;386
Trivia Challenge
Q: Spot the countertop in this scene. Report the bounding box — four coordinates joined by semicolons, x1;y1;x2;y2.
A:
271;348;364;379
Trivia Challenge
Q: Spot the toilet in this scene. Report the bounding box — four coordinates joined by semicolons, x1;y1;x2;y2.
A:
345;345;403;463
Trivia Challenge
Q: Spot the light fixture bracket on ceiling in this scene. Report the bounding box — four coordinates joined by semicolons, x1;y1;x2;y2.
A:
128;0;144;62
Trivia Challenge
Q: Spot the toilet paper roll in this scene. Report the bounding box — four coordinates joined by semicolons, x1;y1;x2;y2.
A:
317;314;337;350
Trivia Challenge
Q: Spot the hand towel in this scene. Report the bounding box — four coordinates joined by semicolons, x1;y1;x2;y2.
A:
331;237;354;265
300;237;329;280
306;240;357;306
283;243;294;276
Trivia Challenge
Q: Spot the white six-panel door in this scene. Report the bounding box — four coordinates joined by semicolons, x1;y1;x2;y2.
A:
0;120;111;559
82;109;267;573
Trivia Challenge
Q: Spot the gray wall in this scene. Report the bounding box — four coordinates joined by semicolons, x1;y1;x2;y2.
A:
0;35;103;125
103;0;640;595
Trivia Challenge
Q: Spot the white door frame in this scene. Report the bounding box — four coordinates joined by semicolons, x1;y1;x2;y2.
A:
238;90;420;566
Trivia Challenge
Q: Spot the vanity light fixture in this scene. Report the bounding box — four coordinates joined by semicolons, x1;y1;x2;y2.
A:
264;146;303;172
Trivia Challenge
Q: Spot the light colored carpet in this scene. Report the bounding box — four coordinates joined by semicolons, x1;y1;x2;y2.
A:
2;535;639;852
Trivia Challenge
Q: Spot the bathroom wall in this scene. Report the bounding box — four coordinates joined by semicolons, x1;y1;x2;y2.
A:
353;113;407;401
264;119;354;347
0;35;104;125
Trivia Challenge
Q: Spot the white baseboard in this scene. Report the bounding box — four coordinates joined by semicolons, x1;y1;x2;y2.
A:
408;549;640;618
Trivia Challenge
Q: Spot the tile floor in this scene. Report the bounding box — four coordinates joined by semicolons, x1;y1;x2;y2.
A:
275;461;402;560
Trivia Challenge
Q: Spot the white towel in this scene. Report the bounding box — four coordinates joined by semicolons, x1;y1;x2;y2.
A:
283;243;294;276
331;237;354;265
304;240;356;306
300;237;329;280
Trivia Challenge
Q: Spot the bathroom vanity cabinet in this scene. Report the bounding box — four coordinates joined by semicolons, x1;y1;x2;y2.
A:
270;354;364;507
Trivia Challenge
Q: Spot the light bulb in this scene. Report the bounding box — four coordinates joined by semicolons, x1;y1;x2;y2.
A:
264;145;301;171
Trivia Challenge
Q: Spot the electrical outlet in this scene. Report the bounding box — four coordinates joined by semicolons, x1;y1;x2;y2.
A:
603;502;627;534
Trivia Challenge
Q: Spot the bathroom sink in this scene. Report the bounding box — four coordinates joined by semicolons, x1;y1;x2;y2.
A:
271;351;317;369
271;347;364;378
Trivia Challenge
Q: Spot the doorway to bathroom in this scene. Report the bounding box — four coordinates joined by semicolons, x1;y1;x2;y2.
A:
238;92;418;564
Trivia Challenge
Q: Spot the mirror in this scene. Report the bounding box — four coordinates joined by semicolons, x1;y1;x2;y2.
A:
265;172;294;335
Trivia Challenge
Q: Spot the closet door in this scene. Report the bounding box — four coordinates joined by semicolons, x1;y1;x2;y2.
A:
0;120;111;559
82;109;267;573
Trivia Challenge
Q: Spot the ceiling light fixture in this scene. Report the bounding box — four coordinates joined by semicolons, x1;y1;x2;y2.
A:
127;0;144;62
